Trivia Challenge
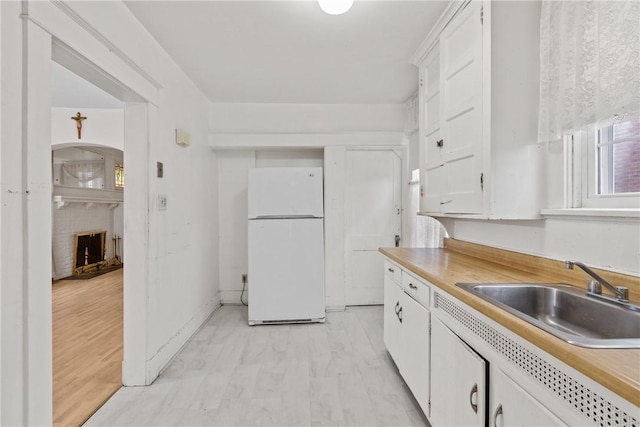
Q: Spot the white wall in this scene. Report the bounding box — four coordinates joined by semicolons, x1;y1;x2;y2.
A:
51;108;124;149
210;103;405;134
439;215;640;275
212;103;406;310
1;1;219;423
217;151;255;304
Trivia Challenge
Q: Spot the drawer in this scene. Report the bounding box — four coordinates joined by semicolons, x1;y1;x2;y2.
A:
384;259;402;284
402;270;431;309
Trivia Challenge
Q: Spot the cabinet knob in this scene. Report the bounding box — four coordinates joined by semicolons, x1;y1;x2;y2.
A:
436;139;444;148
469;383;478;413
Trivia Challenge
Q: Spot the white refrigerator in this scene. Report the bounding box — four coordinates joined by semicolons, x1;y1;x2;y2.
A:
247;167;325;325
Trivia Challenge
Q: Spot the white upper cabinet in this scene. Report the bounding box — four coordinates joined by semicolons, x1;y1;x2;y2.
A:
413;1;543;219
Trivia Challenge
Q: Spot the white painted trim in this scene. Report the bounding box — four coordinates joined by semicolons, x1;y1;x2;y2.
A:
49;0;162;91
541;208;640;219
24;19;54;427
122;103;149;386
409;0;470;66
146;298;220;381
25;1;159;105
209;132;404;150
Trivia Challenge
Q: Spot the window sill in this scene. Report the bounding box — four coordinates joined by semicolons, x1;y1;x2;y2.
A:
540;208;640;219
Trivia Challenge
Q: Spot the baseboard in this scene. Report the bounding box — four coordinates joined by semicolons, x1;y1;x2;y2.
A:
145;297;221;383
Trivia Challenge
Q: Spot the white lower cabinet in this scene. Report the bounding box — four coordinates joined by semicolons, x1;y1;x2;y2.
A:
430;315;568;427
401;294;430;415
383;270;431;416
383;257;635;427
383;276;403;364
431;316;487;426
490;367;566;427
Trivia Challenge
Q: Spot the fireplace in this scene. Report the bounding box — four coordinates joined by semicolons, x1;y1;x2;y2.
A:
73;231;108;276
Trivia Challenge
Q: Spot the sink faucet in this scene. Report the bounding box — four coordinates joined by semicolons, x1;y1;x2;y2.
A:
565;261;629;302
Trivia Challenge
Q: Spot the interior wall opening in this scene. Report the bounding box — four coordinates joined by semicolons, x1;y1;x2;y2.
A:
50;48;135;425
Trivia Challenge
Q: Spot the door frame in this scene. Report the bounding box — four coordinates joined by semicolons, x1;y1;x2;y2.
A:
1;3;155;423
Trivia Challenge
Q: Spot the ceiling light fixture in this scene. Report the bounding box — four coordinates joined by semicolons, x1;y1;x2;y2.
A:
318;0;354;15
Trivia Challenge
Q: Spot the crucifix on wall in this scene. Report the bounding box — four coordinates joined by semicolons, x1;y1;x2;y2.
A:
71;112;87;139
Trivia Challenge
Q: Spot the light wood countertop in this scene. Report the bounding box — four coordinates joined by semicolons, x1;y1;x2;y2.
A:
380;240;640;408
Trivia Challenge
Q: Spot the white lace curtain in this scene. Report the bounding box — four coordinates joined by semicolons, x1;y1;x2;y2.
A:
538;0;640;143
404;93;419;134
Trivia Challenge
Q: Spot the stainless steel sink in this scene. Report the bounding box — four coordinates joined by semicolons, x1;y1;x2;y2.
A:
455;283;640;349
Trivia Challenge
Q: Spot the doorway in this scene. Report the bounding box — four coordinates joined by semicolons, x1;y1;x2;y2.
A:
344;149;402;305
50;59;126;425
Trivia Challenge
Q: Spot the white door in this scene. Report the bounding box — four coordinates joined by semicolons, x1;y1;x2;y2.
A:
440;1;484;213
421;46;445;213
383;277;403;364
431;316;487;427
401;296;431;417
345;150;402;305
490;367;567;427
247;167;324;218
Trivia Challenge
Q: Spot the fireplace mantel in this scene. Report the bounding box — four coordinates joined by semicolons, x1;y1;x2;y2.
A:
53;186;123;209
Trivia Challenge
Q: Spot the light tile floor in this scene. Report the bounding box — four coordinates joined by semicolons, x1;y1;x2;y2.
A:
86;305;429;427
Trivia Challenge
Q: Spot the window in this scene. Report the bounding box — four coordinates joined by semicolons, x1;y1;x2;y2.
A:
115;163;124;189
571;116;640;209
595;118;640;195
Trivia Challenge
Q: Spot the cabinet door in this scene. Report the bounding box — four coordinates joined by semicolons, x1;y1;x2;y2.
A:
439;1;484;214
431;316;486;426
402;296;431;417
383;276;403;365
490;368;567;427
421;47;444;213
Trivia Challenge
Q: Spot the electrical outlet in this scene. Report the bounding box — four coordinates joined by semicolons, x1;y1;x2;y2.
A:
241;274;247;284
158;194;167;210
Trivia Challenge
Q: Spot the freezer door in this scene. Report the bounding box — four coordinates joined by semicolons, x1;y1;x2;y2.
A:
248;218;325;323
248;167;323;219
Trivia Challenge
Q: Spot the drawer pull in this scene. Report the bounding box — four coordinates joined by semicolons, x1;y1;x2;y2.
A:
469;383;478;413
492;404;503;427
388;267;395;273
409;283;417;290
398;306;403;323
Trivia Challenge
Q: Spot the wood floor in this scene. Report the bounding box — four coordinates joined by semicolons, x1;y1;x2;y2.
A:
53;269;123;427
86;305;429;427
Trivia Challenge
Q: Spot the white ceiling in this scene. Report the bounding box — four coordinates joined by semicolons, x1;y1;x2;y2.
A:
124;0;448;104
